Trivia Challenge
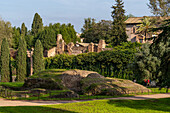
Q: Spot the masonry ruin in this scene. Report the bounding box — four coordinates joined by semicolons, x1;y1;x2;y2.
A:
44;34;110;57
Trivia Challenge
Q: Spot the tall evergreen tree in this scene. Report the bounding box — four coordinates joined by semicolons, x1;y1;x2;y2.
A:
110;0;128;46
31;13;43;36
0;38;10;82
33;39;44;74
12;27;21;49
21;23;27;36
16;37;27;81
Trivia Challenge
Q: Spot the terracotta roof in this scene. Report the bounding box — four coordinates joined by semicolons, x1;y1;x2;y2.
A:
125;16;170;24
125;17;143;24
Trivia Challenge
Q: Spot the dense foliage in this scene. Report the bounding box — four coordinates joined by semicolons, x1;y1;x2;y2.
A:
0;18;13;48
81;19;113;43
148;0;170;16
132;19;170;91
36;27;56;50
0;38;10;82
10;13;79;50
132;43;161;81
16;37;27;82
45;42;141;79
150;19;170;90
33;39;44;74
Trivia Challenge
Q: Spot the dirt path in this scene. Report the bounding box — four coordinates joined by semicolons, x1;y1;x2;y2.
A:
0;93;170;107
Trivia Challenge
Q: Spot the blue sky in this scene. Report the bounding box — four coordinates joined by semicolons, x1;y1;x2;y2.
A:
0;0;152;32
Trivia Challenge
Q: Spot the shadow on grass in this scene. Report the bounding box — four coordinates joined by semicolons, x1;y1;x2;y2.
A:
107;98;170;112
0;106;78;113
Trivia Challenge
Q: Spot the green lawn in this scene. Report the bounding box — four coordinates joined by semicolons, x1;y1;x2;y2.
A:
0;98;169;113
0;82;24;88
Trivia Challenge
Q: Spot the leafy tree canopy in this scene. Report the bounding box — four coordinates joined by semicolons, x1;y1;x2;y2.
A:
81;19;113;43
148;0;170;16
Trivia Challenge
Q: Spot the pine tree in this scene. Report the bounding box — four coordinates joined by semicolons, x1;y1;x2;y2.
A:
31;13;43;36
33;39;44;74
0;38;10;82
110;0;128;46
16;37;27;81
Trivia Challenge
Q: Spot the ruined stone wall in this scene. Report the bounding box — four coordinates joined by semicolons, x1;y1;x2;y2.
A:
97;40;106;52
88;42;94;52
47;47;56;57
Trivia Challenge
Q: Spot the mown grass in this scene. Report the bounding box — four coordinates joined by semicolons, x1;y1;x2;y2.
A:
0;82;24;88
149;88;170;93
30;69;66;79
13;94;132;101
0;98;169;113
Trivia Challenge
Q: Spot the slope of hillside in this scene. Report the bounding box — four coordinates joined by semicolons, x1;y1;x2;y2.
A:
23;69;150;95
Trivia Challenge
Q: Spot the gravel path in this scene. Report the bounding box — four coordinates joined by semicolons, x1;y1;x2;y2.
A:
0;93;170;107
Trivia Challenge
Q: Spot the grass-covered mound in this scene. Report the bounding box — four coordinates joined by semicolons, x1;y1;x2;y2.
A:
23;69;66;90
0;82;24;90
23;69;150;96
81;77;150;95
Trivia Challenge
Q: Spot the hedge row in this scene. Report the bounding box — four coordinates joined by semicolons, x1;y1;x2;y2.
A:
45;49;136;80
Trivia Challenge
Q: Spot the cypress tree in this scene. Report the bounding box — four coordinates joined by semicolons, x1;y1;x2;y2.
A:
31;13;43;36
33;39;44;74
21;23;27;36
110;0;128;46
16;37;27;81
0;38;10;82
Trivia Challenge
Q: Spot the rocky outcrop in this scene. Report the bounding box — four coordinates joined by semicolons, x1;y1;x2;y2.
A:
60;70;100;92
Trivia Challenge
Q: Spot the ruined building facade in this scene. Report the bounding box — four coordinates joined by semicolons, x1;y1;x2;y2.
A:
44;34;111;57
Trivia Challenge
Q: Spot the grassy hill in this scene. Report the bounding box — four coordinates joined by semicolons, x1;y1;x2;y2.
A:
23;69;150;95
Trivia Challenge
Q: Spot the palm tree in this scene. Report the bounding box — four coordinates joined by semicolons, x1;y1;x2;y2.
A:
137;17;155;41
